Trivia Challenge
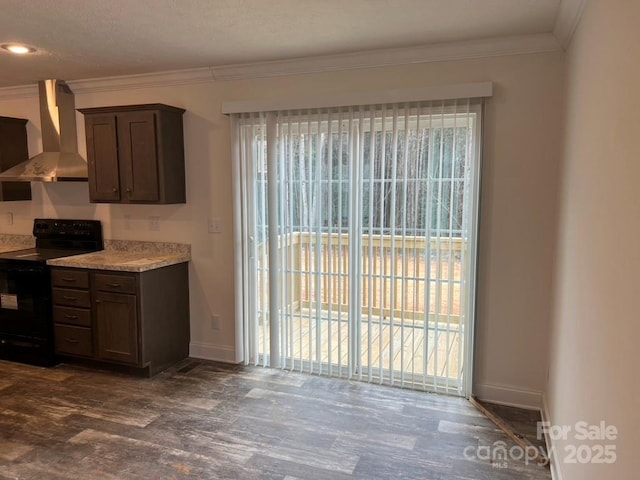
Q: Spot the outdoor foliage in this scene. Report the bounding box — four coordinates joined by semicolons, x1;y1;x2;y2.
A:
253;117;473;239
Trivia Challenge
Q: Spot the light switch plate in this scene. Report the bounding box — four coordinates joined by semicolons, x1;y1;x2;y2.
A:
149;216;160;231
208;217;222;234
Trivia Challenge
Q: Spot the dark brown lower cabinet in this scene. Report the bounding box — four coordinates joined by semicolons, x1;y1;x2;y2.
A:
51;263;189;376
95;291;138;364
54;324;92;357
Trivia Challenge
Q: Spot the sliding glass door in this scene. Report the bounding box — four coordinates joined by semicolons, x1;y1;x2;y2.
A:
234;99;482;396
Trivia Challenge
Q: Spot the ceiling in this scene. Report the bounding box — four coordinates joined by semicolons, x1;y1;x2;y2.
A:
0;0;563;88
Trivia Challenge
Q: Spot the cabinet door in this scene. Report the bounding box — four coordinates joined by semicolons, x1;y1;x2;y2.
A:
0;117;32;201
95;291;139;364
116;112;160;203
85;115;121;202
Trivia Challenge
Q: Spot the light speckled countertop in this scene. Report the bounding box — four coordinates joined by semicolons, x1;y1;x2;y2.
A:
0;235;189;272
0;244;31;254
46;240;191;273
0;234;35;253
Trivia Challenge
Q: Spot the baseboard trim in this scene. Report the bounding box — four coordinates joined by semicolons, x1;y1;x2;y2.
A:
189;342;238;364
473;383;542;410
542;393;563;480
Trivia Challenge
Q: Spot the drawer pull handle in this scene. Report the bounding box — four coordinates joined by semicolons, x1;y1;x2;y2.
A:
61;277;76;282
64;338;80;344
106;283;121;288
64;314;79;320
62;296;77;301
95;300;101;304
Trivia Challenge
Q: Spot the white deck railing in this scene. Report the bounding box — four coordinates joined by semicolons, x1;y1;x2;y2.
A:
257;233;465;325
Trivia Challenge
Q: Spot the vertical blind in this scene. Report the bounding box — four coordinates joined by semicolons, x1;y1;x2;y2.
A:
233;99;482;396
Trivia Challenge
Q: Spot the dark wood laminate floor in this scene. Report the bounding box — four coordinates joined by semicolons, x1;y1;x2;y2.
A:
0;359;551;480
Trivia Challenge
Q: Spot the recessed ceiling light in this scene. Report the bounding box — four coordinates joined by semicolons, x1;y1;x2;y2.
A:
1;43;36;55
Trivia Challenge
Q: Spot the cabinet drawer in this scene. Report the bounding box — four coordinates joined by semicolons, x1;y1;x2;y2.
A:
53;306;91;327
55;325;92;357
93;273;136;294
51;269;89;289
52;288;91;308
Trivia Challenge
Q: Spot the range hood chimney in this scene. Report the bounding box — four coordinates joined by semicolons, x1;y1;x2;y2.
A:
0;80;88;182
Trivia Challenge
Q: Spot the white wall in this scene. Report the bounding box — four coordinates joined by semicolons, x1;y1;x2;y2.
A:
0;51;564;406
547;1;640;478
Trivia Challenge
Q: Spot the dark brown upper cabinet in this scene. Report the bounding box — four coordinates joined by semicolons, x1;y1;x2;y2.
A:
79;104;186;204
0;116;32;201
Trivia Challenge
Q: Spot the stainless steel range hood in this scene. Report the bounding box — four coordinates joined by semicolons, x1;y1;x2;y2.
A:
0;80;88;182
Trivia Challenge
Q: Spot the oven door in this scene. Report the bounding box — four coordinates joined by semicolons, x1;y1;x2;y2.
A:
0;260;52;340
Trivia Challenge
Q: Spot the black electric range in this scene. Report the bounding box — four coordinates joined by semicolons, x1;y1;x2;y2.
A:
0;219;103;366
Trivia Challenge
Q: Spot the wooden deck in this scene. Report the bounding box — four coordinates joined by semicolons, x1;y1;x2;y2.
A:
254;233;468;391
257;310;462;384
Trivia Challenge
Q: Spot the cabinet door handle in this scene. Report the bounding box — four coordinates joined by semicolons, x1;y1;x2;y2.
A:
95;300;101;304
126;188;132;194
64;314;79;320
61;277;76;282
106;283;121;288
62;296;77;301
64;338;80;344
113;187;118;193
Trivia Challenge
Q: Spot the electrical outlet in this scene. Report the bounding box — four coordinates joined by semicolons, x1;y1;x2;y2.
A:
211;314;221;330
6;213;13;225
208;217;222;234
124;214;131;229
149;216;160;231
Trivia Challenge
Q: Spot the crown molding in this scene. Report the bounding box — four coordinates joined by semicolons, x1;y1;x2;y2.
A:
0;33;561;97
0;68;215;99
0;84;38;100
211;33;561;81
67;67;215;94
553;0;589;49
